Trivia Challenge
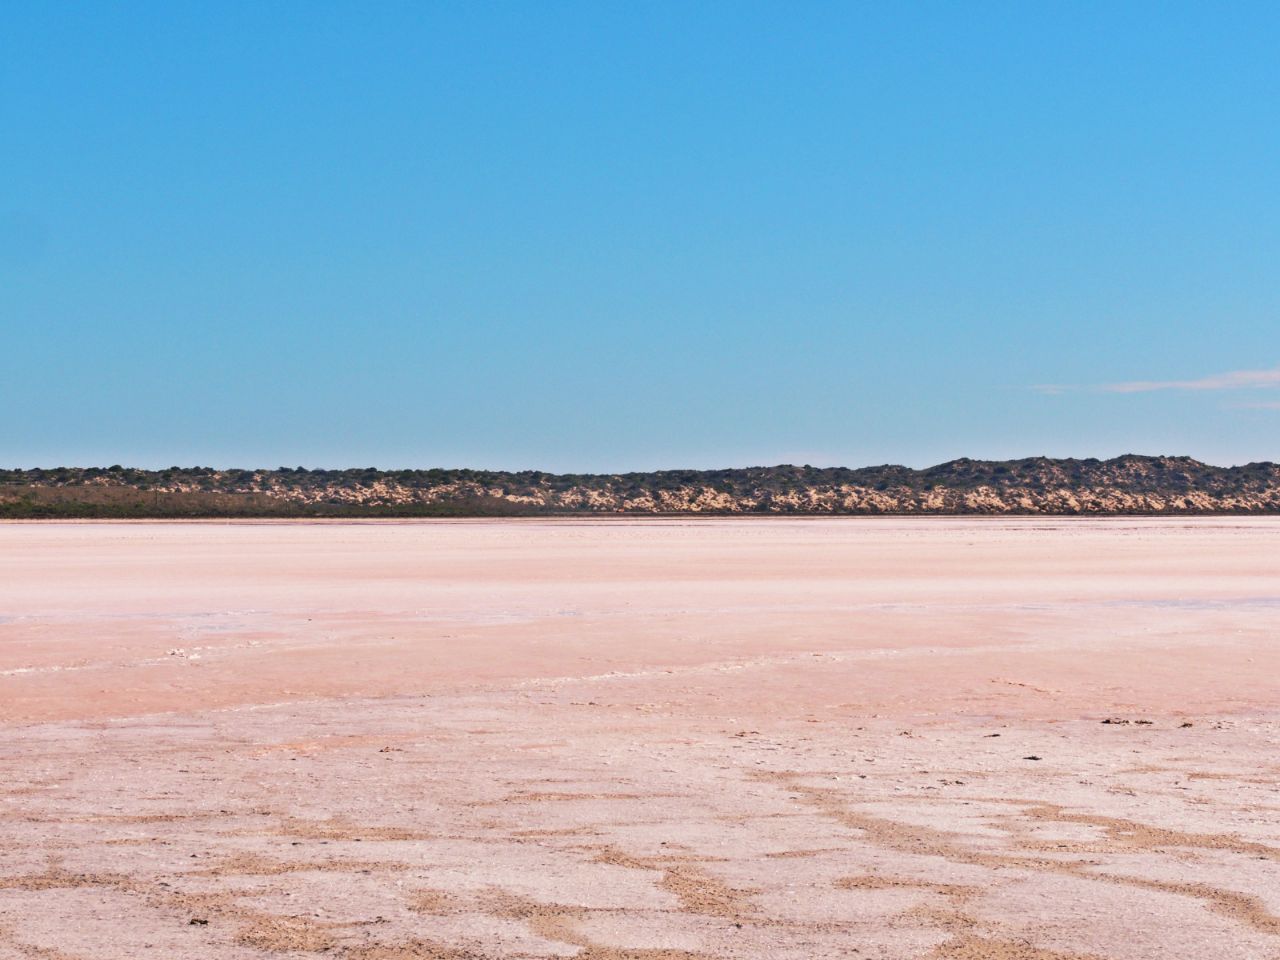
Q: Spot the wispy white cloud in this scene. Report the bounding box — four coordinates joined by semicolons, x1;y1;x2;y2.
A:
1035;366;1280;396
1100;367;1280;393
1227;400;1280;410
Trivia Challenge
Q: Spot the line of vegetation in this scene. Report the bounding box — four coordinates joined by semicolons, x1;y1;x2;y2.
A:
1;456;1277;518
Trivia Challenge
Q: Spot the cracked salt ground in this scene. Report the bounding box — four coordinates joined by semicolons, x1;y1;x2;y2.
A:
1;518;1278;959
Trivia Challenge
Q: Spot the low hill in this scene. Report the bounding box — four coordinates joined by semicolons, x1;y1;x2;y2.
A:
2;456;1279;517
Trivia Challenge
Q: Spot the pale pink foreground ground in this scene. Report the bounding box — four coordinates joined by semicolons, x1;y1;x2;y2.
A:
1;518;1278;960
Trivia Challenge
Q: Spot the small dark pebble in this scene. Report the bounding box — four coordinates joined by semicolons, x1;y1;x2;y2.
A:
1023;755;1042;761
188;918;208;926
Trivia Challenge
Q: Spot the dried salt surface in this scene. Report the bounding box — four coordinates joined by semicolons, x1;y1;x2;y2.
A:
1;518;1279;960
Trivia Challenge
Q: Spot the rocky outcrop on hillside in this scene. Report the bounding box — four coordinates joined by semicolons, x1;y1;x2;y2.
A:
3;456;1279;517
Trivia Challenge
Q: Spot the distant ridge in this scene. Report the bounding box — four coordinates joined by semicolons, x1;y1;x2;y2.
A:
3;456;1279;517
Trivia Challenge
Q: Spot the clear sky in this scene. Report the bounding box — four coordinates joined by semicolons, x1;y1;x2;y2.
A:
3;2;1278;471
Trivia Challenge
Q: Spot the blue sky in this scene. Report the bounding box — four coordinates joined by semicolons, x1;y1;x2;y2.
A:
3;2;1278;470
